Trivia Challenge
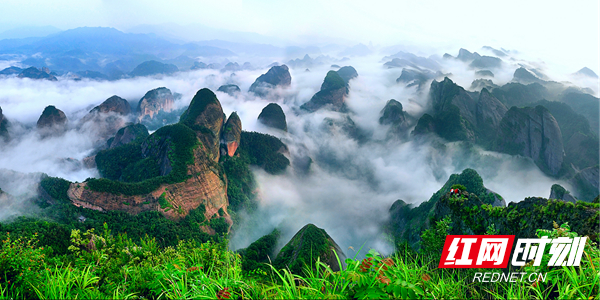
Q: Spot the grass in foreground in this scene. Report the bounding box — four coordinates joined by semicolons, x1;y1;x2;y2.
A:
0;223;598;299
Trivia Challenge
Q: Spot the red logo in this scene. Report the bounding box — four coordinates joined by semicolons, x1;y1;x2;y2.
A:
439;235;515;268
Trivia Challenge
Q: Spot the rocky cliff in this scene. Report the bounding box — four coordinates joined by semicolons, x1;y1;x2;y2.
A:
336;66;358;84
221;112;242;157
0;106;9;142
475;88;507;143
258;103;287;131
217;84;241;96
249;65;291;97
494;106;564;176
137;87;174;122
301;70;348;112
80;95;132;141
379;99;410;137
107;123;149;149
180;88;225;161
67;90;231;225
549;184;577;203
389;168;599;250
36;105;68;137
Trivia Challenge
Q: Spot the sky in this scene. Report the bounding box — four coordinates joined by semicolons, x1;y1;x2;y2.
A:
0;0;598;73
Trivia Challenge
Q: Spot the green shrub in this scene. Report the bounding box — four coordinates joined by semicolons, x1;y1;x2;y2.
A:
238;131;289;175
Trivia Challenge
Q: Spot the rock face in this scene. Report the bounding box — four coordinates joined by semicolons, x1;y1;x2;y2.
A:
475;88;508;142
512;67;542;84
137;87;174;122
67;89;232;224
217;84;241;96
274;224;346;274
549;184;577;203
107;123;149;148
301;70;348;112
379;99;409;136
427;77;478;141
571;166;600;201
180;88;225;161
18;67;58;81
457;48;481;61
80;95;132;141
336;66;358;84
412;114;435;135
249;65;291;97
130;60;178;77
469;79;498;91
221;112;242;157
495;106;564;176
68;144;229;222
0;106;10;142
258;103;287;131
396;69;440;90
91;95;131;116
415;78;509;144
36;105;68;136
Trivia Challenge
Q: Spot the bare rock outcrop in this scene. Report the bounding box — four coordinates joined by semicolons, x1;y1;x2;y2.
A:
179;88;225;161
137;87;174;122
37;105;68;137
494;105;564;176
249;65;291;97
221;112;242;157
0;106;9;142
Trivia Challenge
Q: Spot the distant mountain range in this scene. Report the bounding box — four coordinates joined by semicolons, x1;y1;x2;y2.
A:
0;27;236;76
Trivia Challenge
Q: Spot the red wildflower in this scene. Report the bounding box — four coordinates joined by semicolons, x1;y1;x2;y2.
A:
217;287;231;300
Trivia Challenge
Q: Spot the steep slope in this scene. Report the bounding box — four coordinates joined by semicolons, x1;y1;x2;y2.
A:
180;88;225;161
0;106;10;142
389;169;504;247
248;65;291;97
274;224;345;274
80;95;132;140
36;105;68;137
221;112;242;157
257;103;287;131
106;123;149;149
494;106;564;176
300;70;348;112
67;89;231;223
137;87;174;122
217;84;241;96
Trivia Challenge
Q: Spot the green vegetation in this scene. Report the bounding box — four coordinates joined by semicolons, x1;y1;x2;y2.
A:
321;70;346;90
1;222;597;299
39;175;71;203
222;155;256;211
240;229;280;272
491;82;548;108
95;143;143;181
87;123;198;195
433;104;472;141
273;224;337;275
179;88;220;129
238;131;289;175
